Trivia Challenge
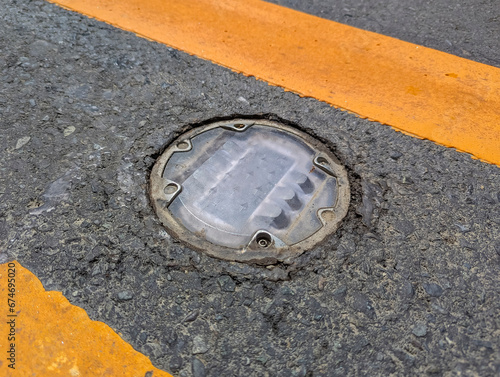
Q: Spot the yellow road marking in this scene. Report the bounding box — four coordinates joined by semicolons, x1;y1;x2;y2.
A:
0;261;173;376
47;0;500;165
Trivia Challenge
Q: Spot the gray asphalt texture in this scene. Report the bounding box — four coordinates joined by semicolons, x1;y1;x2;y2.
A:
1;0;499;376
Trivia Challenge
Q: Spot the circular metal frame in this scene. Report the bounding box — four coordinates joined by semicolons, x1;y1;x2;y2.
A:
150;119;350;264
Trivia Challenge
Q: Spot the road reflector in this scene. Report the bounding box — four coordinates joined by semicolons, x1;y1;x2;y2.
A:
150;119;350;264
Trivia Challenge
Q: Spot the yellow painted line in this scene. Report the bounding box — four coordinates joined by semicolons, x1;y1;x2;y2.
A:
0;261;173;376
47;0;500;165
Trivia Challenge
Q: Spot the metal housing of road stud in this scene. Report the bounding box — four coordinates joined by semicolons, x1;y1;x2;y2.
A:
150;119;350;264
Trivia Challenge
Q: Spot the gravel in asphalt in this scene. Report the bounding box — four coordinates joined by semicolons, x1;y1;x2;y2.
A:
1;0;499;376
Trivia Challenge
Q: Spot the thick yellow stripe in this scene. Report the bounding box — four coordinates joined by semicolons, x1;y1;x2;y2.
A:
49;0;500;165
0;262;173;376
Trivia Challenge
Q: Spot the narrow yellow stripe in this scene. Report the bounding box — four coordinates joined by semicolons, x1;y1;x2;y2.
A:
48;0;500;165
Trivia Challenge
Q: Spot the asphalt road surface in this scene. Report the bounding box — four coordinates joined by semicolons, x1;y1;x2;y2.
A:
1;0;499;376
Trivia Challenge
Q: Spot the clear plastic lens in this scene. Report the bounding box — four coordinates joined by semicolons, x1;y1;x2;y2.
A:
163;125;338;248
